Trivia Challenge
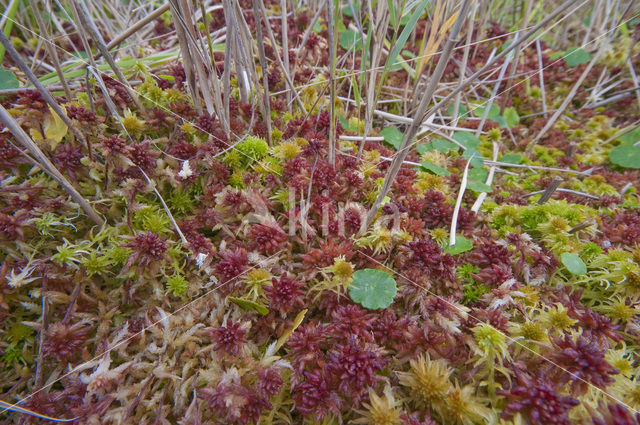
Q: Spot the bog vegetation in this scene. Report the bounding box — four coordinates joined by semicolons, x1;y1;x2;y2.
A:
1;0;640;424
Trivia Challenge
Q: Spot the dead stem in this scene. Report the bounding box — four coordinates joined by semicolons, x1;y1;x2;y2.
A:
0;103;104;225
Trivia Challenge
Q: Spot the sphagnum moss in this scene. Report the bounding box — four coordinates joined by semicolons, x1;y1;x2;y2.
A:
1;2;640;424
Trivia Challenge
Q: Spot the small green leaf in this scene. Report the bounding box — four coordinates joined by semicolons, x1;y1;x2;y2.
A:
467;180;492;193
452;132;481;150
503;107;520;128
420;161;450;176
432;138;459;153
228;297;269;315
0;68;19;90
462;148;485;168
617;127;640;145
468;167;488;182
416;143;431;155
447;103;468;118
472;103;500;119
609;145;640;169
561;252;587;275
338;115;354;132
495;115;508;128
563;48;592;67
352;75;362;108
381;126;404;150
445;236;473;255
339;29;361;50
72;51;89;60
549;51;564;60
416;139;458;155
343;2;359;17
349;269;397;310
500;153;523;164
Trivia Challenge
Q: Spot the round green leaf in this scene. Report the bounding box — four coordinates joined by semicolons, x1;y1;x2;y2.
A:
468;167;488;182
432;138;459;153
563;48;592;67
444;235;473;255
381;127;403;150
0;68;19;90
349;269;397;310
472;103;500;119
500;153;523;164
452;132;481;150
561;252;587;275
447;103;468;118
609;145;640;169
503;107;520;128
467;180;492;193
462;148;485;168
339;29;361;50
417;139;459;155
617;127;640;145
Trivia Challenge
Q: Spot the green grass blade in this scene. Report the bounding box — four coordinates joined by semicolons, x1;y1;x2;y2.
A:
385;0;429;70
0;0;21;63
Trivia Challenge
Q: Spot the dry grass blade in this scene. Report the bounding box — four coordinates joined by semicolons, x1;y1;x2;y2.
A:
357;0;390;157
525;3;629;154
450;152;473;247
328;0;337;165
101;3;171;55
280;0;291;108
169;0;204;115
365;0;472;228
227;0;251;105
0;104;104;226
258;0;307;113
232;0;263;114
27;0;72;99
253;0;273;145
73;0;144;111
32;290;48;389
170;0;227;133
0;31;93;159
65;0;99;71
416;0;458;77
451;0;476;132
536;39;547;114
476;39;515;135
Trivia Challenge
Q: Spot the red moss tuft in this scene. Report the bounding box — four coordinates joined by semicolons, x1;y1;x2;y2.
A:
500;372;579;425
547;334;619;395
248;223;287;254
263;274;305;314
215;248;248;283
43;321;90;362
122;231;167;272
209;319;248;356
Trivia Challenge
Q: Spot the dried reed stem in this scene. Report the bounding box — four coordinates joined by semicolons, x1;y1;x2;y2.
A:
0;104;104;225
0;31;94;159
365;0;472;228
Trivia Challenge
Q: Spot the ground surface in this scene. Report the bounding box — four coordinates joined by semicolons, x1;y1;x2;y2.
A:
1;1;640;424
